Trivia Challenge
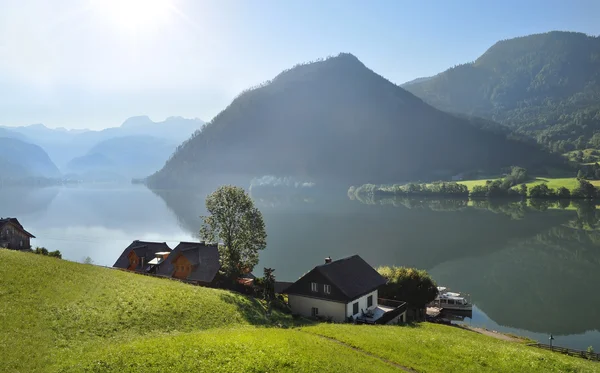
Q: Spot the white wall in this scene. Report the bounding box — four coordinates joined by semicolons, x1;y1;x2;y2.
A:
288;294;347;322
345;289;378;318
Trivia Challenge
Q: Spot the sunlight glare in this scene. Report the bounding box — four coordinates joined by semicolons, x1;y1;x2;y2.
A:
90;0;174;33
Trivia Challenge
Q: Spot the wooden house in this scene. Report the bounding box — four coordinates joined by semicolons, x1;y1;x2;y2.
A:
113;240;172;272
156;241;220;285
0;218;35;251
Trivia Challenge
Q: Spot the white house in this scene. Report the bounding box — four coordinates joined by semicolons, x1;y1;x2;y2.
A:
285;255;406;324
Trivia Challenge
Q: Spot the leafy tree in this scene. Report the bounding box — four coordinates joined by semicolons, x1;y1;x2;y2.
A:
83;256;94;265
377;266;438;308
557;187;571;199
201;186;267;279
47;250;62;259
573;179;597;199
529;183;553;198
518;184;528;197
34;247;48;255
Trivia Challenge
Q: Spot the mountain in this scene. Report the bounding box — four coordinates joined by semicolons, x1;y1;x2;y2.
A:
148;53;560;189
0;137;61;180
403;31;600;153
0;127;29;142
66;135;175;181
1;116;203;168
402;76;432;87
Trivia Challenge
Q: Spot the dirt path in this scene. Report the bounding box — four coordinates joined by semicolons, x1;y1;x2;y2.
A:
300;330;417;372
463;326;522;342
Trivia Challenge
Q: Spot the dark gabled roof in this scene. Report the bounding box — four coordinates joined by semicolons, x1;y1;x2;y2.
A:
275;281;293;294
315;255;387;300
156;241;220;283
0;217;35;238
287;255;387;301
113;240;172;270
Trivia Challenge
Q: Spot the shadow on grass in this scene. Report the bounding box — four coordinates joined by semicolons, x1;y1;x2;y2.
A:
218;292;315;328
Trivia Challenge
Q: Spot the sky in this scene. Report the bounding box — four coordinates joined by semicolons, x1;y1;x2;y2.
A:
0;0;598;130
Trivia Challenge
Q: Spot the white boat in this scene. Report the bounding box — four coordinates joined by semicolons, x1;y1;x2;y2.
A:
428;287;472;311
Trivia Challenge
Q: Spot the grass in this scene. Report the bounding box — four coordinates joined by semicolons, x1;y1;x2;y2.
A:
303;324;599;373
2;249;598;373
54;328;399;373
0;249;287;372
458;177;600;192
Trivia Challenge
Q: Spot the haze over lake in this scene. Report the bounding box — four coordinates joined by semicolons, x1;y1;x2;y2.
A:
2;184;599;350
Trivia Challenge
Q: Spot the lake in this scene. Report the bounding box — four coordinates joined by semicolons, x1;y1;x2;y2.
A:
2;184;599;350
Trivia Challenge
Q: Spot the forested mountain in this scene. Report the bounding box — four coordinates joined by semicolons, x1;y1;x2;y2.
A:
0;137;60;180
1;116;203;168
148;53;560;188
403;31;600;153
65;136;175;181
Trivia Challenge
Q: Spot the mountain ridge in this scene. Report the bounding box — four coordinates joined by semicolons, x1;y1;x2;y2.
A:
148;53;561;188
403;31;600;152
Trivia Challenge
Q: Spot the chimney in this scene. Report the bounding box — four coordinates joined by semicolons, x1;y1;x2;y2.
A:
325;256;332;264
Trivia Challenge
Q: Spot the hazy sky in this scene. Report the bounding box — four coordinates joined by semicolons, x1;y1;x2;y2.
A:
1;0;598;130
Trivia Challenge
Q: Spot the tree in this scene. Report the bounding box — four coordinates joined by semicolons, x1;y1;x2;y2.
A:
200;186;267;279
377;266;438;309
34;247;48;255
518;184;528;197
573;179;597;199
83;256;94;265
47;250;62;259
262;267;275;301
529;183;552;198
557;186;571;199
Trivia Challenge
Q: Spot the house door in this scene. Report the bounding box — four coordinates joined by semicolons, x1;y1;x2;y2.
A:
311;307;319;317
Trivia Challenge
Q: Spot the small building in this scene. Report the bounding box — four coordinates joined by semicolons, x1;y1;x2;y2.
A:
0;218;35;251
113;240;172;272
156;241;220;285
285;255;407;324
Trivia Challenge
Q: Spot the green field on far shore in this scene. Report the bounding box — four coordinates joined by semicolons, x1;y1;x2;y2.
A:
458;177;600;192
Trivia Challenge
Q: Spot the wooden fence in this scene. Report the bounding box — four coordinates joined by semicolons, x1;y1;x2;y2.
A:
528;343;599;362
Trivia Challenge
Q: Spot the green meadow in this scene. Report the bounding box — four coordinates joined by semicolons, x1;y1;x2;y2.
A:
1;249;597;373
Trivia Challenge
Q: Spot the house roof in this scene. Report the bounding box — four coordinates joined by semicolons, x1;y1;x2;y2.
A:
275;281;293;294
112;240;172;270
156;241;220;283
0;217;35;238
286;255;387;301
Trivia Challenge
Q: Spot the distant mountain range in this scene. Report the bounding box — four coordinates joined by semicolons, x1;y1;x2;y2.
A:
0;137;60;182
147;53;560;188
403;31;600;153
0;116;203;182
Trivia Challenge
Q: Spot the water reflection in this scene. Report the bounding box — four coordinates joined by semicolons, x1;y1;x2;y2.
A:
1;185;598;349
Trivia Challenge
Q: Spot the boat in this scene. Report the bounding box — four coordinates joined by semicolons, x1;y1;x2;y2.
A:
428;287;472;311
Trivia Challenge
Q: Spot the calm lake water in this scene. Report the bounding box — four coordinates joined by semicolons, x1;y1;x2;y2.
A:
2;184;599;350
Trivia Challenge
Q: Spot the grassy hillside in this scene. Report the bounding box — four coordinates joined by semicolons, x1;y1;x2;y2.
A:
304;324;598;373
0;249;277;372
2;249;597;373
55;329;399;373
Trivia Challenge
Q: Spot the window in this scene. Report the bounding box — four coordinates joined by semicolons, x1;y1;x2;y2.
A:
311;282;318;292
448;299;455;305
311;307;319;317
324;284;331;294
352;302;359;315
367;295;373;308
